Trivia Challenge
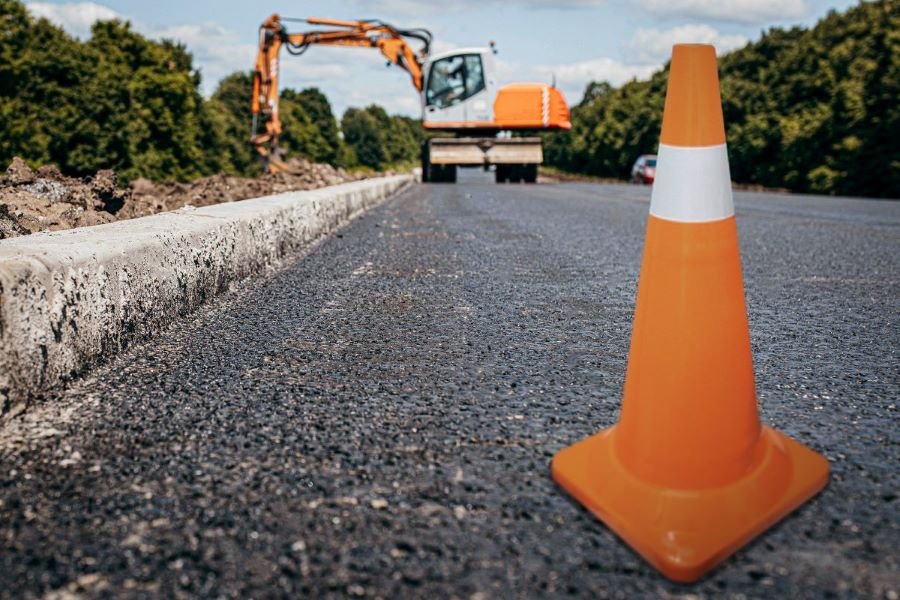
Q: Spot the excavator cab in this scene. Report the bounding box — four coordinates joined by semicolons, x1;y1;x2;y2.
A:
421;46;569;133
422;49;497;127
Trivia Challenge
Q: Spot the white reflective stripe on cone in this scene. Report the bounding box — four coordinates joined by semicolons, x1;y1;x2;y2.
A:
649;143;734;223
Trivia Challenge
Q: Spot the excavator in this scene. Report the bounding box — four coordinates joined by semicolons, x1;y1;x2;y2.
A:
251;14;571;183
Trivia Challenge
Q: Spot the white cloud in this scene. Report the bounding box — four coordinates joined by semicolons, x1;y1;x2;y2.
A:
534;57;655;102
622;25;748;64
633;0;810;24
26;1;119;38
536;23;749;105
345;88;421;114
430;39;461;55
346;0;604;15
151;23;354;96
153;23;257;93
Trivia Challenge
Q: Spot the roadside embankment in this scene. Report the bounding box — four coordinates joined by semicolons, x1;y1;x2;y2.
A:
0;174;413;419
0;156;388;239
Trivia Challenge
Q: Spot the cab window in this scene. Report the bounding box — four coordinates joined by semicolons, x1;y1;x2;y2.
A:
426;54;486;109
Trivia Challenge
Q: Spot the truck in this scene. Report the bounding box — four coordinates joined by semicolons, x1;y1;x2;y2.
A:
250;15;571;183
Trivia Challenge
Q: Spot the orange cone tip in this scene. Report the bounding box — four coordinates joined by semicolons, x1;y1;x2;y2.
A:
551;44;829;583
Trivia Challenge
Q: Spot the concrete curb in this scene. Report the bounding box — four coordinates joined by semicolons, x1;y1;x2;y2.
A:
0;174;413;419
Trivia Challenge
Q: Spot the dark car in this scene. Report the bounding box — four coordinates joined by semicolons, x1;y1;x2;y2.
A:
630;154;657;184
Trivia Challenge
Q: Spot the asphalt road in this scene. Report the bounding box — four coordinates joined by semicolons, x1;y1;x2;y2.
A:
2;170;898;598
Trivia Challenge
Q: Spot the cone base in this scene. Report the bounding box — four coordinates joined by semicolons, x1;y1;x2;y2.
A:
551;425;828;583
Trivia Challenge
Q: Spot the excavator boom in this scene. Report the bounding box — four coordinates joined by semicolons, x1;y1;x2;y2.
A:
251;14;431;171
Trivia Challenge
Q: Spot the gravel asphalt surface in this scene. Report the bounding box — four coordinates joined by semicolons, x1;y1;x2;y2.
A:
2;170;898;598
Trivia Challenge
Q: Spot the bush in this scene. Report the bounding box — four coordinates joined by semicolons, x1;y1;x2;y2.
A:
545;1;899;197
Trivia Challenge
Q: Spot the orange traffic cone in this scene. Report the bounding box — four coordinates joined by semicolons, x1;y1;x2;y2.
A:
551;44;829;583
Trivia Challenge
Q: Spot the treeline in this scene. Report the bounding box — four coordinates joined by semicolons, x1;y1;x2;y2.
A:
206;73;424;176
0;0;422;181
545;0;899;198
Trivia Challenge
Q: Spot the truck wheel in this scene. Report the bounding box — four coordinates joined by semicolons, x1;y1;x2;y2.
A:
523;164;538;183
431;164;456;183
420;143;430;183
495;165;509;183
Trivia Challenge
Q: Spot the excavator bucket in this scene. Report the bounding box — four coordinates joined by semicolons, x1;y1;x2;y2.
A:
262;147;299;175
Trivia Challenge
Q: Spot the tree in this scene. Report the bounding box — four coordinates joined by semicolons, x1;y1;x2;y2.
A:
339;105;422;170
203;71;259;177
0;2;214;182
545;0;899;197
341;107;386;170
0;0;89;168
280;89;331;164
294;88;342;165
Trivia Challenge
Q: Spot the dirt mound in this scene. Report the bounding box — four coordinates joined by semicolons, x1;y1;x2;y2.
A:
0;158;126;238
0;157;375;239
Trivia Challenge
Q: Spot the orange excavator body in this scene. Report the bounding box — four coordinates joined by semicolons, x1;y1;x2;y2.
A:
422;83;571;131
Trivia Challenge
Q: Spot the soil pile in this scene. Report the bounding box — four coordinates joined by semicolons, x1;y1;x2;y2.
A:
0;158;125;238
0;157;372;239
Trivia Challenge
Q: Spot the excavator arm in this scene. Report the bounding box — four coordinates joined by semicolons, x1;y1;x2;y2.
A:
251;14;432;172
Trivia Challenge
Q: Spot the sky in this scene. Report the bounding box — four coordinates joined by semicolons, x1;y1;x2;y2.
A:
25;0;859;118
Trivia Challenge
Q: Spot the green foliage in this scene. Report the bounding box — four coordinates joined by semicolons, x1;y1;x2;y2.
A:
388;114;426;165
341;107;386;170
292;88;342;165
203;72;259;177
0;3;213;182
0;0;92;169
278;88;338;167
202;76;349;176
546;0;899;197
341;105;421;171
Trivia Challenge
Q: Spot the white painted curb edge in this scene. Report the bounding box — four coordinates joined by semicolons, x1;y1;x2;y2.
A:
0;174;414;419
